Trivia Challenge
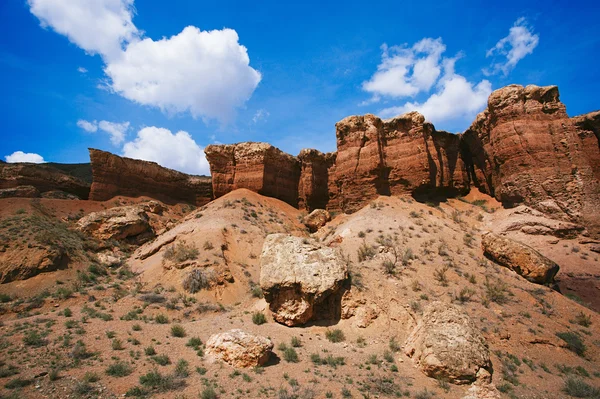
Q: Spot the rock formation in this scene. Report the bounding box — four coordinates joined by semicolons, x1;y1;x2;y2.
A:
0;162;90;199
404;301;492;385
259;234;348;326
297;149;336;211
203;84;600;236
481;232;560;284
206;329;273;368
88;149;212;206
334;112;469;212
77;202;163;244
205;142;301;207
303;209;331;232
463;85;600;235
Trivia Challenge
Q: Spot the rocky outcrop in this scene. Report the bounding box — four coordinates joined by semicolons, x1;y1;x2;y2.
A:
297;149;336;211
259;234;348;326
0;162;90;199
333;112;469;212
493;206;585;238
77;202;163;244
404;301;492;385
303;209;331;232
0;246;68;283
205;142;300;207
481;232;560;284
0;185;40;198
463;85;600;235
88;149;212;206
206;329;273;368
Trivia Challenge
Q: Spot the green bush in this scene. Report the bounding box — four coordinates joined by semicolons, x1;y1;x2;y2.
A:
556;332;586;357
171;324;186;337
325;329;345;343
252;312;266;325
283;347;299;363
563;377;600;397
106;361;133;377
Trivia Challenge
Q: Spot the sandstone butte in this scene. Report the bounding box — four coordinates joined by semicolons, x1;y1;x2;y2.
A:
88;149;213;206
205;84;600;235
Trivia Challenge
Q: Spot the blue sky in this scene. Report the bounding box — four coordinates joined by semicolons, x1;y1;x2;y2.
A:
1;0;599;175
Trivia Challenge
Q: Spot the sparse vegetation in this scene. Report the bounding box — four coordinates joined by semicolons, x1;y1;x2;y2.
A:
325;329;345;343
252;311;267;325
163;240;199;263
556;332;586;356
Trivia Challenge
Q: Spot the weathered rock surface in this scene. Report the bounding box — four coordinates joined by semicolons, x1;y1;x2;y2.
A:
481;232;560;284
463;85;600;235
0;185;40;198
0;162;90;199
259;234;348;326
493;206;585;238
77;202;162;244
333;112;469;212
206;329;273;368
297;149;336;211
0;247;68;283
303;209;331;232
205;142;301;207
404;301;492;384
88;149;212;206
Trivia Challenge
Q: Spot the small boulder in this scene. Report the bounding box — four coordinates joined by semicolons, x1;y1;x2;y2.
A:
259;234;348;326
206;329;273;368
481;232;559;284
404;302;492;385
304;209;331;232
77;204;154;243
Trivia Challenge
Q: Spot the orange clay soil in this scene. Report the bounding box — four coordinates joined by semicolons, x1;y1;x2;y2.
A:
0;189;598;399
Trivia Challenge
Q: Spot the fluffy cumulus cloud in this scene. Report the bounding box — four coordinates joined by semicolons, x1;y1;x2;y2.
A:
362;38;446;100
28;0;138;60
105;27;261;122
28;0;261;123
77;119;98;132
486;17;539;75
363;39;492;127
5;151;45;163
122;127;210;175
77;119;130;145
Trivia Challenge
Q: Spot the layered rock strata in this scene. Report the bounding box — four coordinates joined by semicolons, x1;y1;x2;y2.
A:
0;162;90;199
88;149;212;206
462;85;600;234
204;142;301;207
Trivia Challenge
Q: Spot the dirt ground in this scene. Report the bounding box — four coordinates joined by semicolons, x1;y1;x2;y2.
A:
0;189;599;399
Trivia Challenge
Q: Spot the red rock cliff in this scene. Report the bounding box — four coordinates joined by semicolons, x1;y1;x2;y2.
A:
297;149;336;211
334;112;468;212
0;163;90;199
88;149;212;206
204;143;301;207
462;85;600;233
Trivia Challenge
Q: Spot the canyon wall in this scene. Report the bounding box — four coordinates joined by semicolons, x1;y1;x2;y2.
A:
204;143;301;207
0;162;91;199
462;85;600;234
88;149;213;206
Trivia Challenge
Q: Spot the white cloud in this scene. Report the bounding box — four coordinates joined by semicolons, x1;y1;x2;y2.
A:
28;0;138;61
77;119;129;145
379;75;492;125
362;38;445;100
105;27;261;122
485;17;539;75
252;109;270;123
77;66;88;73
77;119;98;132
363;38;492;128
28;1;261;124
98;120;129;145
5;151;45;163
122;127;209;175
